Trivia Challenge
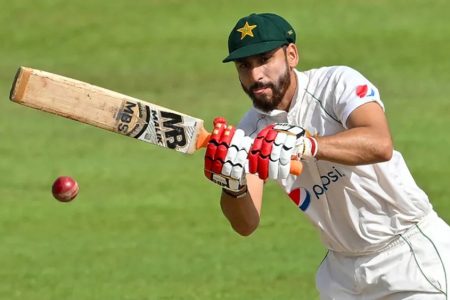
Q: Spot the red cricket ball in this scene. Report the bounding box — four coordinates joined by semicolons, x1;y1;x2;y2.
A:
52;176;79;202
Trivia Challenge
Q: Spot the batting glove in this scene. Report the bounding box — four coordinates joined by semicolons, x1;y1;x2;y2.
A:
204;117;252;192
248;123;318;180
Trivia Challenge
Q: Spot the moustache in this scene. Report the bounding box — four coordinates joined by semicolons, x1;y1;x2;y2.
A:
249;82;273;92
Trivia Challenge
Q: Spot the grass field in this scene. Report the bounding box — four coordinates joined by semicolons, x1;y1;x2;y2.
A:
1;0;449;299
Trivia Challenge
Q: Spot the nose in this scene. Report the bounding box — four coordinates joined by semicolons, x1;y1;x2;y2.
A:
248;65;264;82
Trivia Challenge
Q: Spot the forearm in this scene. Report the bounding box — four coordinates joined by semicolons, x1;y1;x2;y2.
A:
220;192;260;236
220;174;264;236
316;126;393;165
313;102;393;165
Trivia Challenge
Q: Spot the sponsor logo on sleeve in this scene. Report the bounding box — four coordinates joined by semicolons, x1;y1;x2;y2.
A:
356;84;375;98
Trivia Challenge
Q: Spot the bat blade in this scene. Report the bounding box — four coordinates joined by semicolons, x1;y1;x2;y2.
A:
9;66;302;176
9;66;208;154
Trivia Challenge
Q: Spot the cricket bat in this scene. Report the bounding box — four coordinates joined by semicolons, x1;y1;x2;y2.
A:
9;66;302;176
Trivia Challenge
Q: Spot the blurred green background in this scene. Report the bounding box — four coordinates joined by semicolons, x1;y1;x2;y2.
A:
0;0;449;299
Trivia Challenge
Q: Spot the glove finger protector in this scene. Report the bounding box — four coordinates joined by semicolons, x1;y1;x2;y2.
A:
204;118;247;192
268;132;295;179
248;125;274;179
222;129;252;180
248;123;316;180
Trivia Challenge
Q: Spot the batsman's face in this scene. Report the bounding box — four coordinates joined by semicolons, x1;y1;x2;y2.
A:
235;44;298;112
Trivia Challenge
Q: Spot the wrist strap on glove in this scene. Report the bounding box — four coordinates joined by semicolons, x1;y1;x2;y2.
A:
222;185;248;199
298;136;318;158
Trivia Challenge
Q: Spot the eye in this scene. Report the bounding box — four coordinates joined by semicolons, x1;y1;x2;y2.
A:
259;55;271;64
237;62;250;70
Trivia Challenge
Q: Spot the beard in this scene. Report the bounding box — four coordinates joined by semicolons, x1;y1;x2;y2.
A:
241;62;291;113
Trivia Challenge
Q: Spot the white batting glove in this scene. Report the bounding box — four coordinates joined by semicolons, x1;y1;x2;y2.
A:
249;123;318;180
221;129;253;181
272;123;318;158
204;118;250;192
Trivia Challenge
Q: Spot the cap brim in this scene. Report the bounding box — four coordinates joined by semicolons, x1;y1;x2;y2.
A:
222;40;287;63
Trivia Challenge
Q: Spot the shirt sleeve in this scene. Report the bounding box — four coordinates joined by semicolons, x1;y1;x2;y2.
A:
331;66;384;128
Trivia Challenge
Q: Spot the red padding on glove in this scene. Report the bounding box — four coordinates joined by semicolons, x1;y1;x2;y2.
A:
257;156;270;180
213;117;227;127
248;150;259;174
209;122;227;144
211;159;224;174
248;124;275;180
204;118;237;179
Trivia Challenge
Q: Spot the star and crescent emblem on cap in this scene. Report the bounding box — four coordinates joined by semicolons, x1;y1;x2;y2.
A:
237;21;257;40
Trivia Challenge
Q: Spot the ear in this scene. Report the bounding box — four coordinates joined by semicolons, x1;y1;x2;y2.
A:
286;43;299;68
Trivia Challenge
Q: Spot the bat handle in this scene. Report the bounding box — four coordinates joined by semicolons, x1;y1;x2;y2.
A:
289;159;303;176
196;127;303;176
196;126;211;149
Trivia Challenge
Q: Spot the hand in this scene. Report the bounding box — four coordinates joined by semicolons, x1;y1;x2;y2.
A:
204;117;252;192
248;123;318;180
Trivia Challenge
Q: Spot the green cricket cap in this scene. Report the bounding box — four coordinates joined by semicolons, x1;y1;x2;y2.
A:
223;13;296;63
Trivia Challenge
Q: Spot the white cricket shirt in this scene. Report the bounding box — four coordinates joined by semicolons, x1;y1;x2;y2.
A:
238;66;432;255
